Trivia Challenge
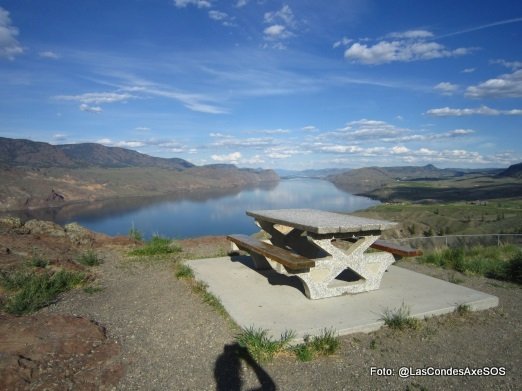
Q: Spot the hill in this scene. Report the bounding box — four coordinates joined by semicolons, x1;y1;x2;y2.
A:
0;137;194;170
0;137;278;211
497;162;522;179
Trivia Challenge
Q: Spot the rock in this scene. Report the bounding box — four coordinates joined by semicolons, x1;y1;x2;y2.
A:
0;314;124;390
65;222;95;246
24;219;66;237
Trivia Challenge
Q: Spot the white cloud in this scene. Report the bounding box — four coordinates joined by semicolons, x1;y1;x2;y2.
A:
209;10;227;21
57;92;133;104
344;30;473;65
335;119;405;139
236;0;249;7
134;127;151;132
391;145;410;154
465;69;522;98
320;145;363;154
302;125;318;132
0;7;23;60
79;103;102;113
426;105;522;116
39;51;60;59
462;67;476;73
173;0;212;8
434;82;459;95
263;5;297;47
264;24;287;38
211;151;241;163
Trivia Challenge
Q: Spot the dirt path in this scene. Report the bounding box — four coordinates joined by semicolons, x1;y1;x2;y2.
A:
45;249;241;390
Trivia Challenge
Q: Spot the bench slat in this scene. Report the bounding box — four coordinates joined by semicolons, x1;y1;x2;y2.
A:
344;237;422;257
227;234;315;270
371;239;422;257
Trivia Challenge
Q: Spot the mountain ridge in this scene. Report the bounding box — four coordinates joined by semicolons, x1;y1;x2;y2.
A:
0;137;194;170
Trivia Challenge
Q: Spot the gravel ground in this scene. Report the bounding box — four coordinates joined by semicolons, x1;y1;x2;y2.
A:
45;243;521;391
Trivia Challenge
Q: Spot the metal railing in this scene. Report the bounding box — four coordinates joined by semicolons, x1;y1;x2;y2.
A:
386;234;522;252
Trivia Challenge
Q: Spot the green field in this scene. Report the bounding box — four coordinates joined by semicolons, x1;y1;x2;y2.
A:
355;199;522;239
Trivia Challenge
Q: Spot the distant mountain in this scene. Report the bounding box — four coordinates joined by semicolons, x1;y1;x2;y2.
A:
0;137;194;170
497;162;522;178
328;164;502;194
275;168;350;178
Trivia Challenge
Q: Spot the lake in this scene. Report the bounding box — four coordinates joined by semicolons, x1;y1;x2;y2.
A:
8;178;379;239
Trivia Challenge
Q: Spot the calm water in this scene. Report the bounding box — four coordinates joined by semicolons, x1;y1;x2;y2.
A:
11;179;379;239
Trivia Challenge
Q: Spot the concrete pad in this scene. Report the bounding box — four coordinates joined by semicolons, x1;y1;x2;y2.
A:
187;256;499;340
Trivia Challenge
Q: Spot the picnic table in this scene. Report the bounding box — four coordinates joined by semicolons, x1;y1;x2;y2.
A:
228;209;420;300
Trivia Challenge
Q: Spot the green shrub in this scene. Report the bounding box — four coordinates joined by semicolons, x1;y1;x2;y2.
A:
294;344;314;362
420;245;521;283
30;258;48;268
129;235;181;256
77;250;102;266
1;270;86;315
380;302;420;330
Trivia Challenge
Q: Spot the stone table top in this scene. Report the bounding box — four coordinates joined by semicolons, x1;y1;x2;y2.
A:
246;209;397;235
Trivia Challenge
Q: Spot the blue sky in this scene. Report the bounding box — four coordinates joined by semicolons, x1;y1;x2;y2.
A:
0;0;521;169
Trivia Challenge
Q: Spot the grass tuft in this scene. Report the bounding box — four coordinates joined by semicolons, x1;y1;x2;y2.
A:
455;303;471;316
0;270;86;314
294;328;340;361
30;258;48;268
129;235;181;257
128;223;143;242
77;250;103;266
380;302;421;331
236;327;295;363
175;263;194;279
83;285;104;294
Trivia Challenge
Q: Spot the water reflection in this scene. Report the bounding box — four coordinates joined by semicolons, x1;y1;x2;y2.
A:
3;179;378;239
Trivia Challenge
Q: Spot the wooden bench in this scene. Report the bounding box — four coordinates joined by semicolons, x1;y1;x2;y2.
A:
344;237;422;258
370;239;422;257
227;234;315;270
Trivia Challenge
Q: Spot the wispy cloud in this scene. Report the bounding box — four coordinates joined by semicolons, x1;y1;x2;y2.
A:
465;69;522;98
491;59;522;71
39;51;60;59
344;29;474;65
436;17;522;39
426;105;522;116
173;0;212;9
56;92;133;104
208;10;234;26
0;7;24;60
79;103;102;113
